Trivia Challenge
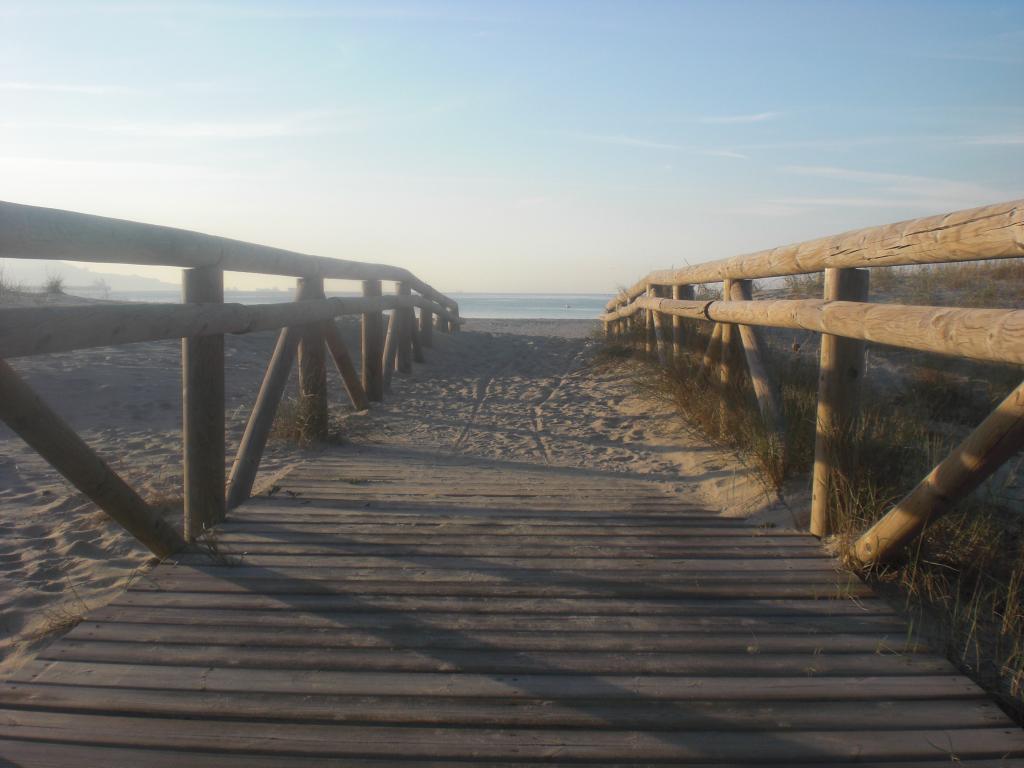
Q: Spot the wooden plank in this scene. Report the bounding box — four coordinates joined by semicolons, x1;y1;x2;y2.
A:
38;640;954;676
181;265;225;539
3;709;1023;762
0;359;184;558
730;279;785;441
66;622;919;653
0;685;1003;730
83;606;909;633
12;662;984;700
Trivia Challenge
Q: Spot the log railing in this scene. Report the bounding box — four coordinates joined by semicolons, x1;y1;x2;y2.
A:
0;200;460;558
601;199;1024;565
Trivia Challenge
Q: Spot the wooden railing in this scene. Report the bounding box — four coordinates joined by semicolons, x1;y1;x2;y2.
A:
0;201;460;558
601;200;1024;564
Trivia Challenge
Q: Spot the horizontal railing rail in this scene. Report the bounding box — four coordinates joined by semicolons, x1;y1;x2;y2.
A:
606;199;1024;310
0;201;460;559
0;200;457;311
602;199;1024;565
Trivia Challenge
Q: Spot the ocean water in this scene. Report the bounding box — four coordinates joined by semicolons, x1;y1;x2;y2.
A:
72;288;612;320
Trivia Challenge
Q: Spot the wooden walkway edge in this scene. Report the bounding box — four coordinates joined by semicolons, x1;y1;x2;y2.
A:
1;447;1022;765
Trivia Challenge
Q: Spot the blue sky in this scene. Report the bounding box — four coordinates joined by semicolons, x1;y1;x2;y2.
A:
1;0;1021;292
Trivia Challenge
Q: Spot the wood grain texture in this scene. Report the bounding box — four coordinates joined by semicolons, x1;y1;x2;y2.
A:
606;295;1024;365
181;266;225;540
1;447;1018;765
811;268;869;537
608;198;1024;308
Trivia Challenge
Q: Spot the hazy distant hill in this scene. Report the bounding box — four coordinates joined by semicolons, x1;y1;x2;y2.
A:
0;259;176;291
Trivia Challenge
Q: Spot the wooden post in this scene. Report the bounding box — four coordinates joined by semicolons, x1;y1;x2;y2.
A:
671;285;692;359
731;279;785;442
719;279;737;434
855;378;1024;564
296;277;328;444
396;283;412;374
182;266;224;541
324;321;370;411
0;359;184;558
382;311;398;389
810;268;870;538
701;323;723;374
645;286;658;358
420;307;433;348
225;327;300;509
361;280;384;403
411;313;426;364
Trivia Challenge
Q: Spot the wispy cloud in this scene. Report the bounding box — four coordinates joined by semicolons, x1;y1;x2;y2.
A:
698;111;782;125
570;132;746;159
0;81;131;95
963;133;1024;146
1;110;361;139
774;164;1007;213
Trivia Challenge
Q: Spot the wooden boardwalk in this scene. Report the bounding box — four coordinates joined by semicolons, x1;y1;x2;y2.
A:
1;446;1022;765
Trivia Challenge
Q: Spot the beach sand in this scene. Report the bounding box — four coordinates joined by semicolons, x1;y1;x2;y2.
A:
0;314;788;675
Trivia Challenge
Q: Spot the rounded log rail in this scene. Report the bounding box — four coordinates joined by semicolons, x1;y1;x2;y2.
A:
604;295;1024;366
606;198;1023;311
0;200;457;312
603;198;1024;564
0;295;457;359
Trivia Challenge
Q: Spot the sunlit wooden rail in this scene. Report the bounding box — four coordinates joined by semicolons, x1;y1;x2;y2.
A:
601;199;1024;563
0;200;460;554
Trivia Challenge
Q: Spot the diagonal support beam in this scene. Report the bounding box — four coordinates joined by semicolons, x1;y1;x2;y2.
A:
226;327;301;510
854;378;1024;565
0;359;184;558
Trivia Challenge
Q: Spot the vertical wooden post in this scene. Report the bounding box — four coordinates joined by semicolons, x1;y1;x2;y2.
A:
645;286;658;357
701;323;723;373
420;307;433;348
361;280;384;402
226;327;300;509
810;267;870;538
411;310;426;364
296;277;328;444
719;279;736;435
730;279;786;442
671;285;692;359
182;266;224;541
396;283;413;374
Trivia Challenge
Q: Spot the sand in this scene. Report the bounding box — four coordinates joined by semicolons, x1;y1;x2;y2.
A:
0;313;784;675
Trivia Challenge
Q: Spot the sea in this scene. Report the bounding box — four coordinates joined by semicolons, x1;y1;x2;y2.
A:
68;288;613;320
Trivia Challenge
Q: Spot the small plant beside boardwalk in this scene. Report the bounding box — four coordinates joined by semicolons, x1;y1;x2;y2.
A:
606;263;1024;721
